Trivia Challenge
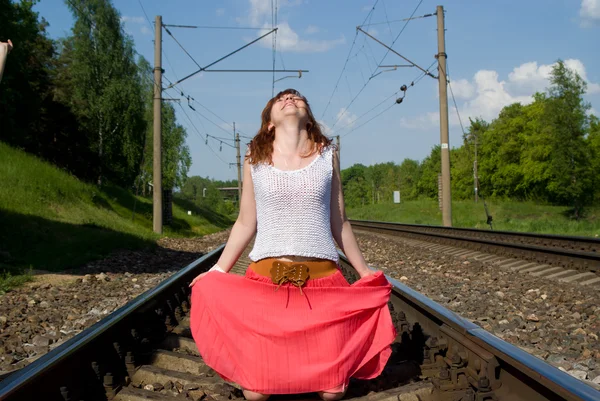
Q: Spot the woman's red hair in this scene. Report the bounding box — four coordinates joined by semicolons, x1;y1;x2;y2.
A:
247;89;332;165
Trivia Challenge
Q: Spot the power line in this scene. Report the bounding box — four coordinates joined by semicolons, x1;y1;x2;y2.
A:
137;1;182;95
162;24;271;30
65;0;96;29
380;0;395;41
320;0;380;120
164;78;255;140
341;102;396;138
329;0;425;131
137;0;153;33
439;62;466;138
334;89;400;135
175;102;233;165
163;26;202;69
338;60;437;138
358;12;435;28
165;28;277;89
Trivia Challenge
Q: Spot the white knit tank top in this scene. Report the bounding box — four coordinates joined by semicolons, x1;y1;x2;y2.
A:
248;145;339;263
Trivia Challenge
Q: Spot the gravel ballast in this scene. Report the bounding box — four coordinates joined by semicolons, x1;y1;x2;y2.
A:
1;228;598;391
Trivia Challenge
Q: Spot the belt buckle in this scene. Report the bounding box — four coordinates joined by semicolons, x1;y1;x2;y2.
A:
270;261;310;294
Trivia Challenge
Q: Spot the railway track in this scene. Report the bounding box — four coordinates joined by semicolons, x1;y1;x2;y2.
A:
350;220;600;285
0;244;598;400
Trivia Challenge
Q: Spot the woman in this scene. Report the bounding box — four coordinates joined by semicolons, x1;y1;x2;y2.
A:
190;89;395;401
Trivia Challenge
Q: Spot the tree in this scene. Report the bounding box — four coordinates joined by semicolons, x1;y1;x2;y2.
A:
62;0;146;186
586;115;600;201
417;145;441;199
398;159;421;201
543;60;594;215
341;164;369;208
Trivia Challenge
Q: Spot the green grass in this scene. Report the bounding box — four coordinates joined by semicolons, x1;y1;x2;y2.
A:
0;141;234;291
347;199;600;238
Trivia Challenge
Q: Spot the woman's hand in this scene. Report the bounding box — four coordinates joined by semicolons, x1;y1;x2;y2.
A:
189;265;227;287
1;40;13;53
357;267;378;279
189;272;209;287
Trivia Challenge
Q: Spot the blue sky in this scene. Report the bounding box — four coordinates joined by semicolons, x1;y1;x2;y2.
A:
33;0;600;181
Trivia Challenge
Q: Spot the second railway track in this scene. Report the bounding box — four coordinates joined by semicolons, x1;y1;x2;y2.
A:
0;241;598;400
349;220;600;283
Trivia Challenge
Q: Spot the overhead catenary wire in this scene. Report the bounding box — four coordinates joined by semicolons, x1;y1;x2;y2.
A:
163;26;203;69
438;62;466;138
163;78;255;140
328;0;425;131
380;0;395;41
66;0;97;29
341;103;396;139
337;60;438;139
162;24;271;30
163;86;236;150
334;89;400;135
137;1;182;97
165;28;277;89
175;101;234;164
320;0;380;120
358;12;435;28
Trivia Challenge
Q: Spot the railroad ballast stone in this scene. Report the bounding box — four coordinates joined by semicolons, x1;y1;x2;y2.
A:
355;230;600;390
0;230;229;374
2;227;599;392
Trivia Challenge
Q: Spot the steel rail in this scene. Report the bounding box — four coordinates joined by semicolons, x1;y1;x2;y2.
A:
349;220;600;272
338;254;600;401
349;220;600;249
0;245;223;400
1;244;597;400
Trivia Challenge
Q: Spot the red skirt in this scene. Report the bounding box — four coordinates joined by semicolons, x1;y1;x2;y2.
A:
189;266;396;394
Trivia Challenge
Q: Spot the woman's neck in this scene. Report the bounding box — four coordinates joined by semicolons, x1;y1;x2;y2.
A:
274;123;311;155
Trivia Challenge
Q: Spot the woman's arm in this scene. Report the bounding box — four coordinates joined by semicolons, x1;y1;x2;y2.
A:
329;149;374;278
214;157;257;271
0;40;14;84
190;157;257;285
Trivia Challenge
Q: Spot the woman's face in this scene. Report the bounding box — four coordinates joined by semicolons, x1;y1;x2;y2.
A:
269;92;310;128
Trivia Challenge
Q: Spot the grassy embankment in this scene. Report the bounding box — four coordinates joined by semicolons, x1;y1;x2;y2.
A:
0;142;234;292
347;199;600;237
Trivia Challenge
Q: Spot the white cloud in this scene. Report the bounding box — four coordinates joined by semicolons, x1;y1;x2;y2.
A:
448;78;475;99
334;108;359;131
248;0;302;26
245;0;344;53
367;28;378;37
507;59;600;95
404;59;600;129
580;0;600;26
460;70;533;121
120;15;152;36
269;21;345;53
399;112;439;130
121;16;145;24
318;120;331;135
305;25;319;34
216;8;226;16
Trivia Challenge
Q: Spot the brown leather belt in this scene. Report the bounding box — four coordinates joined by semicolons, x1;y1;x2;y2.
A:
250;258;339;294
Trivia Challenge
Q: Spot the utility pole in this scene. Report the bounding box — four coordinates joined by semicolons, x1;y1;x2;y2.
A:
335;135;340;161
153;15;163;234
474;136;479;202
437;5;452;227
235;126;242;203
